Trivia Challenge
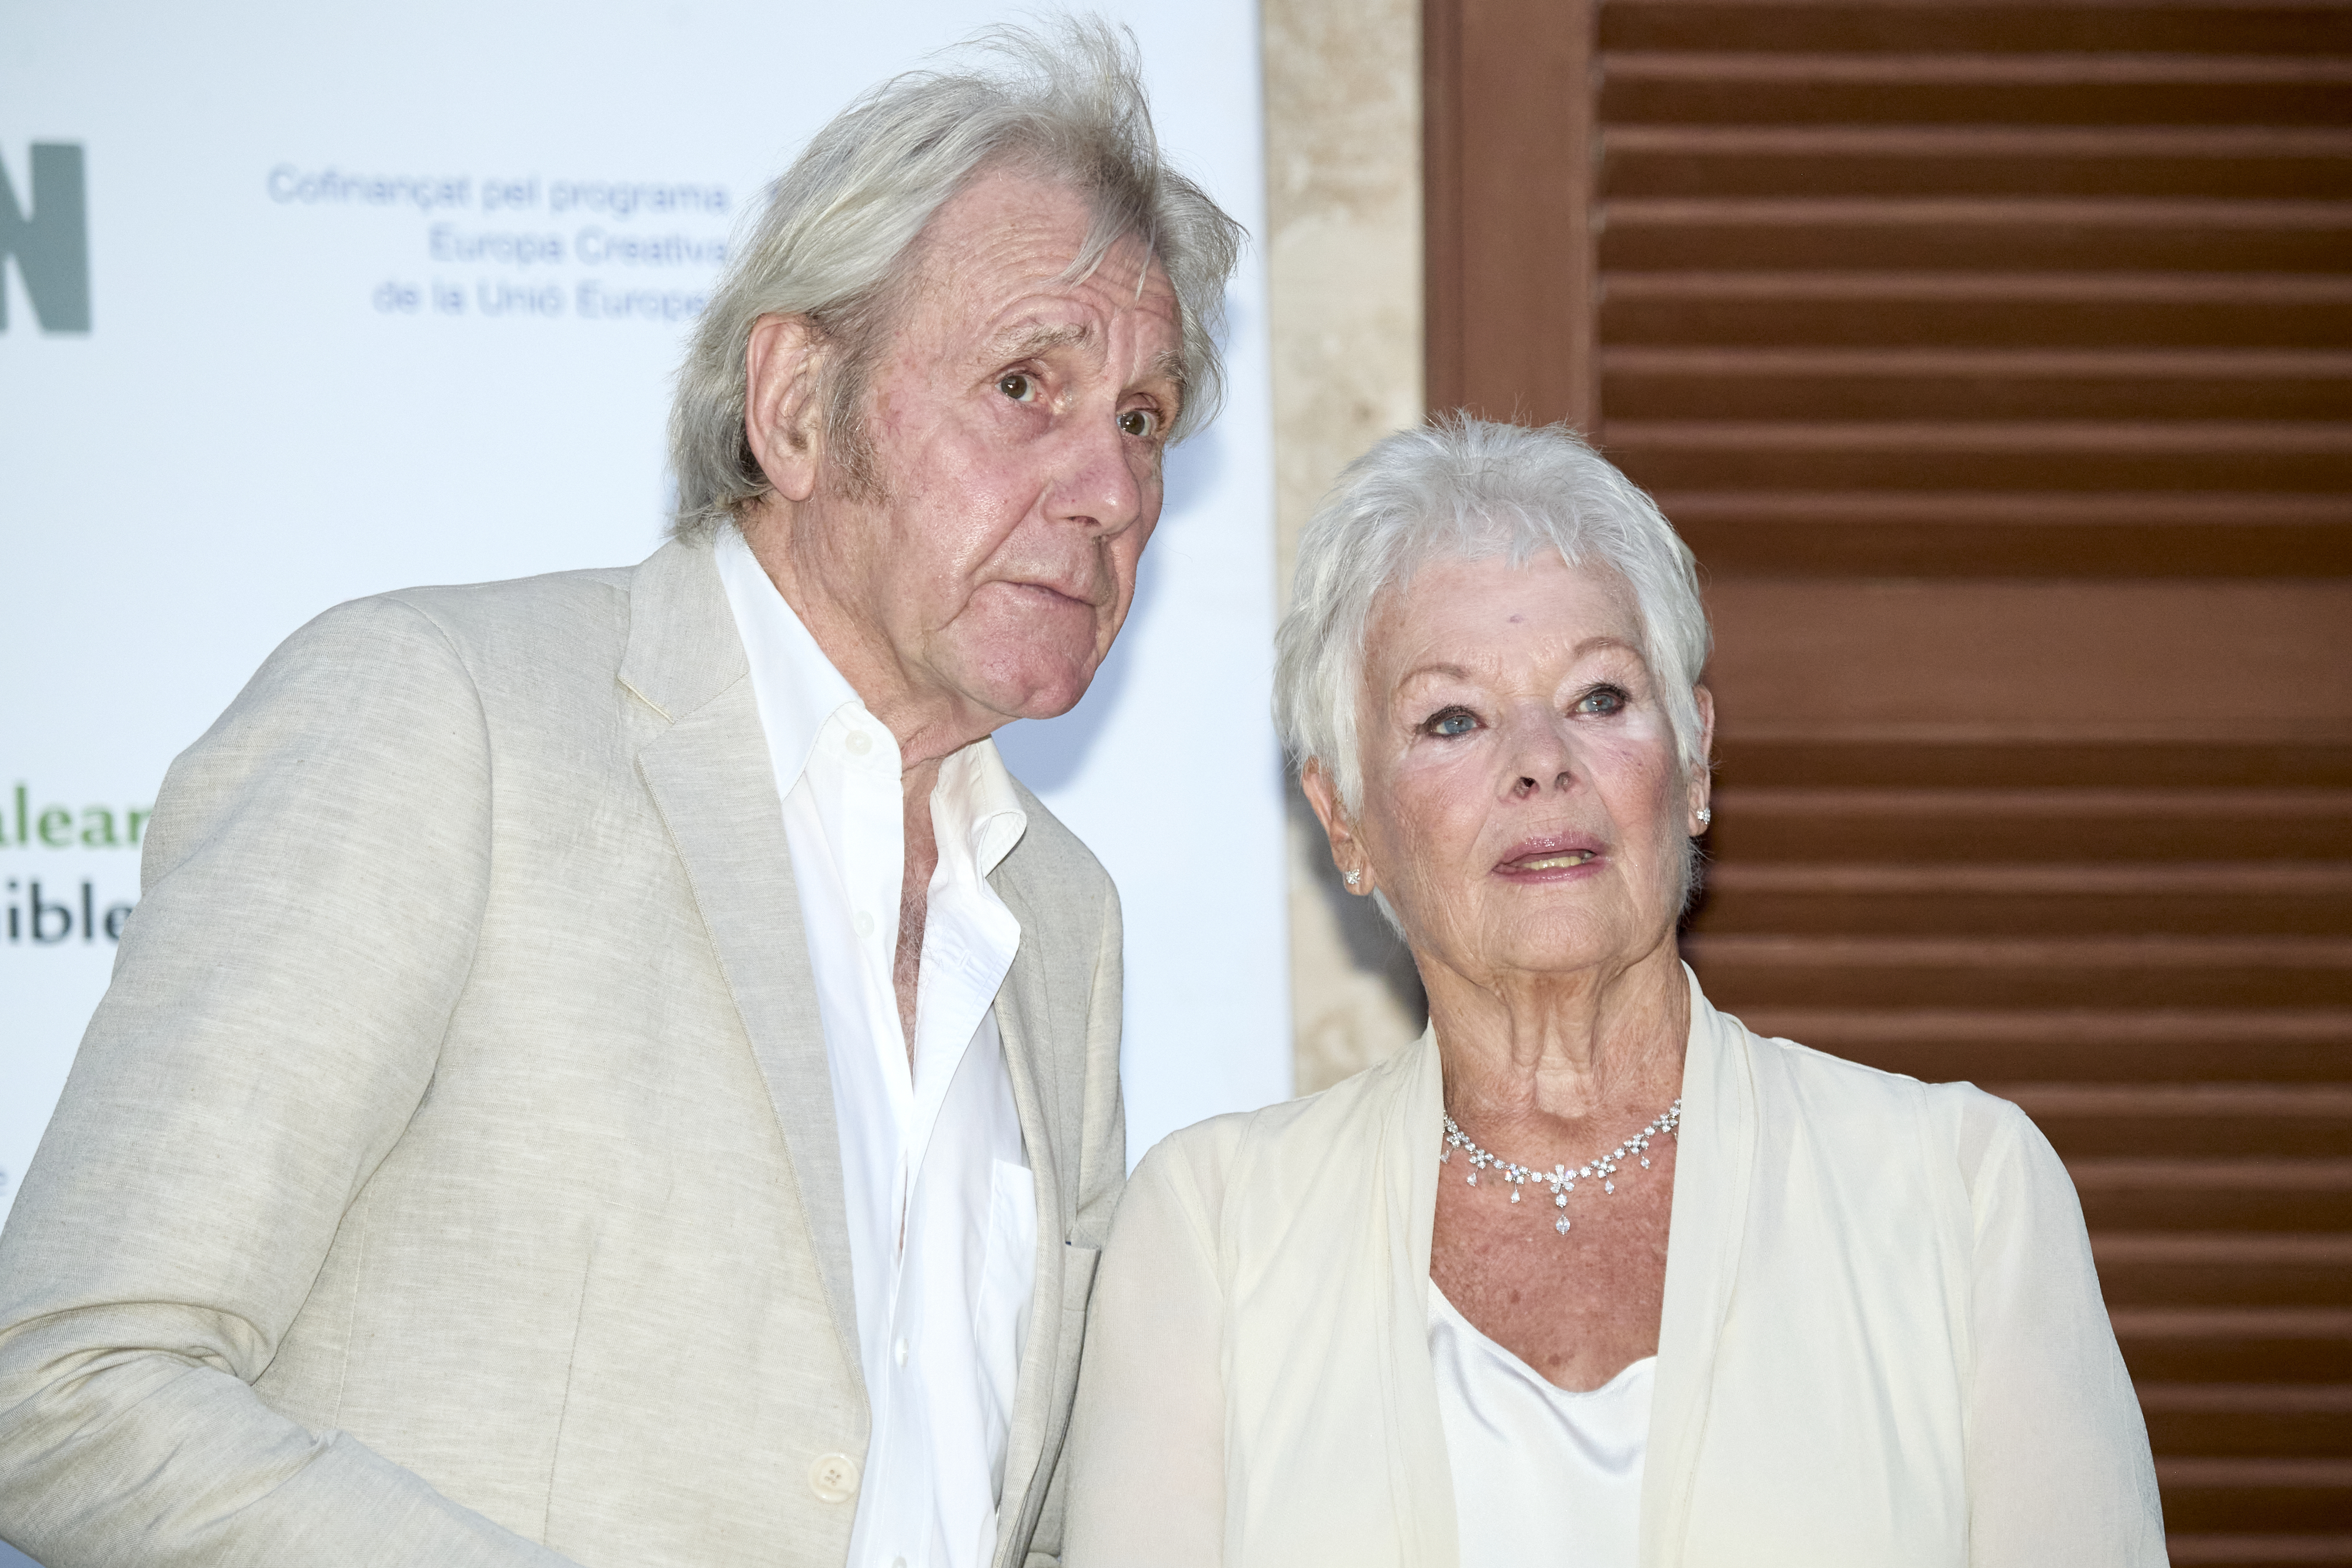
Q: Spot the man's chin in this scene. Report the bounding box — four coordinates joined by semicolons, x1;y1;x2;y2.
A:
956;657;1100;726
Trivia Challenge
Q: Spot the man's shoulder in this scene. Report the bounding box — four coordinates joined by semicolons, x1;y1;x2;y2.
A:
367;561;638;661
1000;777;1114;904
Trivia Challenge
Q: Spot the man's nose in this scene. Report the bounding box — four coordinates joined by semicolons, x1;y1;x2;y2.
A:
1045;413;1149;537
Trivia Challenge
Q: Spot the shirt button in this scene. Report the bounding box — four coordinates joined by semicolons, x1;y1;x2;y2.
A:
844;729;873;756
855;911;875;938
807;1451;860;1504
892;1558;908;1568
894;1336;910;1367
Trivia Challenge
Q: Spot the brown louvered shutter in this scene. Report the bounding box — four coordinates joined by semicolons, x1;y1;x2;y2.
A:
1425;0;2352;1554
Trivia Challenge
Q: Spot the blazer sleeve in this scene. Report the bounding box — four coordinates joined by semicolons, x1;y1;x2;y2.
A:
1959;1092;2167;1566
0;597;576;1568
1061;1129;1232;1568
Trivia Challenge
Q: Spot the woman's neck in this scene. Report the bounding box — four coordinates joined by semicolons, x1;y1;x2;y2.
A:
1425;933;1690;1128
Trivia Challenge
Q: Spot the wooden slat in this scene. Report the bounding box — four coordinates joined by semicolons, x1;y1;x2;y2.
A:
1685;933;2352;1008
1600;55;2352;128
1601;196;2352;273
1659;491;2352;576
1725;1017;2352;1088
1603;347;2352;421
1599;4;2352;58
1605;143;2352;202
1601;271;2352;349
1696;861;2352;935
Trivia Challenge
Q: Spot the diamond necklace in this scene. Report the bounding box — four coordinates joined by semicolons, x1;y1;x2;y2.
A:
1441;1099;1682;1235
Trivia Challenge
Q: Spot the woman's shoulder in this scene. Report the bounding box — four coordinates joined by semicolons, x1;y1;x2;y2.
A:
1130;1038;1428;1220
1717;1004;2044;1186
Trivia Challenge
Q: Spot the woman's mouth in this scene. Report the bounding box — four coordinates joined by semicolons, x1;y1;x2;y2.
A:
1496;838;1607;877
1515;850;1597;871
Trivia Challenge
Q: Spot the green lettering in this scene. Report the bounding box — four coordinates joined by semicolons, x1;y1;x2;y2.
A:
80;807;119;847
36;806;72;847
12;783;24;845
128;807;151;845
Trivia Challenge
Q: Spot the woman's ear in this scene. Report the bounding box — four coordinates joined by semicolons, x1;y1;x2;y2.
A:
1690;683;1718;827
1300;759;1374;895
742;313;828;504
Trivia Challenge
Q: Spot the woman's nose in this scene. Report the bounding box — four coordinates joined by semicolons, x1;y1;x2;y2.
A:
1503;710;1577;797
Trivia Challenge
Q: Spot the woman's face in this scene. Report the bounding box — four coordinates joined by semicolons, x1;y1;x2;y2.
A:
1313;551;1712;989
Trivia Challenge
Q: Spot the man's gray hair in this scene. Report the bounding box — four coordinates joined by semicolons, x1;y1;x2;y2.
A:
667;17;1244;541
1274;417;1713;815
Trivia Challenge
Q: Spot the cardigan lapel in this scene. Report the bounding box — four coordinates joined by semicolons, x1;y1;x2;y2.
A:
1381;1031;1461;1567
622;539;865;1393
1639;965;1760;1568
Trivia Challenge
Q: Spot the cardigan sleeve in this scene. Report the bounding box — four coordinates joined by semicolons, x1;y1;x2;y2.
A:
1061;1126;1235;1567
1958;1092;2167;1566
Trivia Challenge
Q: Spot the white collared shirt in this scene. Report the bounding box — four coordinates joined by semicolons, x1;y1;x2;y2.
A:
716;526;1037;1568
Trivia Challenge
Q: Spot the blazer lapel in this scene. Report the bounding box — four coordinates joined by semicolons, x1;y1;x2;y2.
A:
622;540;864;1390
1640;966;1759;1568
984;863;1069;1554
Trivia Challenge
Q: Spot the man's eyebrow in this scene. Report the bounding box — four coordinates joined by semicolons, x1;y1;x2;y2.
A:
994;322;1094;359
1148;347;1190;403
989;324;1189;419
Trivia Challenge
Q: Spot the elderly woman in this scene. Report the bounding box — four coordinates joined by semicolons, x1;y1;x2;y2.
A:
1063;419;2164;1566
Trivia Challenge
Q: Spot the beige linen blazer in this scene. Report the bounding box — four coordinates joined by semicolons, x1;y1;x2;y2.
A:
1064;971;2164;1567
0;539;1125;1568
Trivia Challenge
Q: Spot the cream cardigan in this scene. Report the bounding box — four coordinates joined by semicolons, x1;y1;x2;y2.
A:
1064;971;2165;1567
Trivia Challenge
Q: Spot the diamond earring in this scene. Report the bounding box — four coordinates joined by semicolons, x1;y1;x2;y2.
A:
1696;806;1713;828
1344;870;1362;888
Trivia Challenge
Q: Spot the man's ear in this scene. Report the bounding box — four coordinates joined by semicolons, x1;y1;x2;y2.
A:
1299;759;1374;895
743;314;827;504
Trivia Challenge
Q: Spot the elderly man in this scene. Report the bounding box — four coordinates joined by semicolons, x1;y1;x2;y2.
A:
0;23;1240;1568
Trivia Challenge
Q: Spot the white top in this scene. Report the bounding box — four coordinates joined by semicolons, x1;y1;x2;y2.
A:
717;526;1037;1568
1428;1287;1653;1567
1062;976;2167;1567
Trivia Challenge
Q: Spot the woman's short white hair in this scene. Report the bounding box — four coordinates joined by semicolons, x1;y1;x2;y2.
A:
667;17;1242;541
1274;417;1713;814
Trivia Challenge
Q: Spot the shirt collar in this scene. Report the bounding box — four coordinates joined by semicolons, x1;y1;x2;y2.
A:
714;524;1031;872
713;522;864;793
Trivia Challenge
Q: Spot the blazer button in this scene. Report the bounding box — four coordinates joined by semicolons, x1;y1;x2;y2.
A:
808;1452;860;1504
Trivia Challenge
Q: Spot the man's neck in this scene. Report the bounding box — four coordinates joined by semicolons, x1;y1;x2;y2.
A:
739;509;1000;773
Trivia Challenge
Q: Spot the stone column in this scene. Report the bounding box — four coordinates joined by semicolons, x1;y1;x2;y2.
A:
1262;0;1429;1091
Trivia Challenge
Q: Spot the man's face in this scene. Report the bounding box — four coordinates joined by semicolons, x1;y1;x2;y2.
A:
794;168;1185;728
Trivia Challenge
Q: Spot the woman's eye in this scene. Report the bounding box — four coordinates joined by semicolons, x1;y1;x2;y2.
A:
1118;407;1160;440
997;372;1037;402
1575;686;1628;717
1424;707;1478;738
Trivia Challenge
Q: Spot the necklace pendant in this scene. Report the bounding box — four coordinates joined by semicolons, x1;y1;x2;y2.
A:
1555;1216;1571;1235
1466;1172;1476;1185
1509;1190;1519;1203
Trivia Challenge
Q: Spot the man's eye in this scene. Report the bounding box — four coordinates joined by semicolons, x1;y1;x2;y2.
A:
997;372;1037;402
1424;708;1478;737
1575;686;1628;716
1118;407;1160;440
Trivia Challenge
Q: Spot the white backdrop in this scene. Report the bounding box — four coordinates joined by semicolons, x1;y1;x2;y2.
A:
0;0;1288;1288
